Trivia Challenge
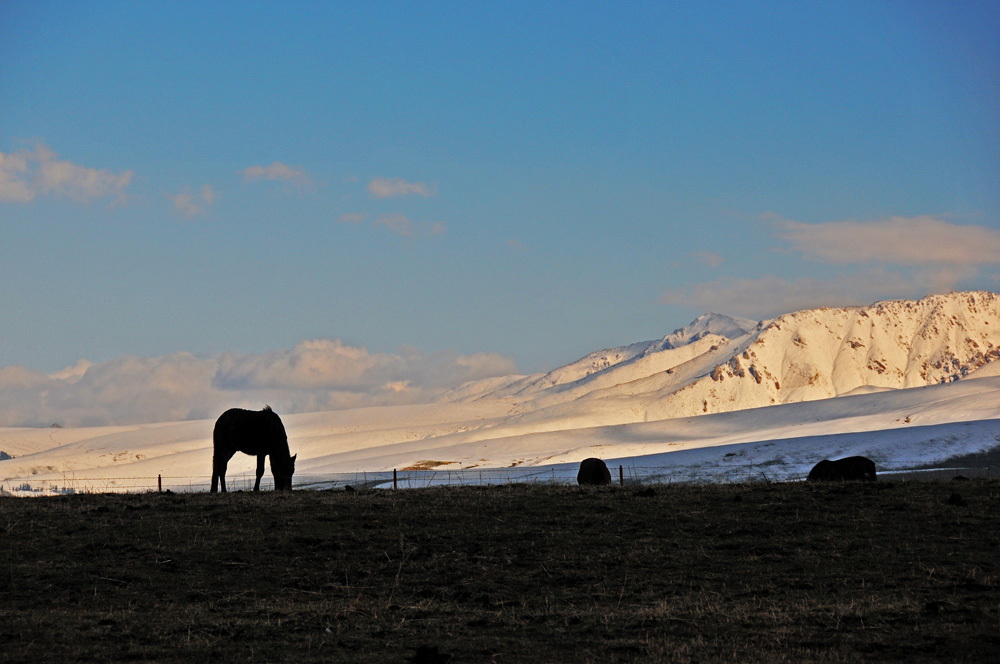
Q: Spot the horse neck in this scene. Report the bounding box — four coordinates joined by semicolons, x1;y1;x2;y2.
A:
271;433;291;460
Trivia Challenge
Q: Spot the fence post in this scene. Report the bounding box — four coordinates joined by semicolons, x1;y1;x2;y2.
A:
158;474;162;493
393;468;398;490
619;465;624;487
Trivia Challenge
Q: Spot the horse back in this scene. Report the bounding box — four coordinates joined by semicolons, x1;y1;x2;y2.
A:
214;407;287;457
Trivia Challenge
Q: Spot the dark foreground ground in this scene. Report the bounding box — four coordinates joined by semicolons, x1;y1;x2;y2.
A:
1;480;998;663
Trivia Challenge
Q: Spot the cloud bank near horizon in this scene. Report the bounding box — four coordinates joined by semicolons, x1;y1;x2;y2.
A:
0;341;519;428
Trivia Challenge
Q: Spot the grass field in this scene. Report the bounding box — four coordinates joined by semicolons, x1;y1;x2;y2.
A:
1;480;998;662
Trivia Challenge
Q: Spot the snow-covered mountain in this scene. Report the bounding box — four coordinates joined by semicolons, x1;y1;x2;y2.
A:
652;312;760;351
435;313;759;403
441;291;1000;428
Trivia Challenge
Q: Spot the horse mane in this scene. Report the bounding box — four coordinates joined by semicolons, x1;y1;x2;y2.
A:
261;405;289;454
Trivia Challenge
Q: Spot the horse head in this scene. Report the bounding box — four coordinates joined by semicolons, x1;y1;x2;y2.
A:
274;453;297;490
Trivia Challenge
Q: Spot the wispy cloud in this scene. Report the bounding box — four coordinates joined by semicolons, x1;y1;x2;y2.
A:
370;214;447;238
0;143;132;204
170;185;215;217
666;214;1000;318
374;213;415;236
692;251;725;268
368;177;433;198
768;214;1000;265
340;212;444;238
242;162;313;190
337;212;367;224
0;341;519;427
660;270;921;319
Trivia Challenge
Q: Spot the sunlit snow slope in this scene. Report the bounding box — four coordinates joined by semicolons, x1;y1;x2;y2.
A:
441;291;1000;428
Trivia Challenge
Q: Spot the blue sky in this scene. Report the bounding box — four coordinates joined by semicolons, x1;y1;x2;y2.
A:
1;1;999;425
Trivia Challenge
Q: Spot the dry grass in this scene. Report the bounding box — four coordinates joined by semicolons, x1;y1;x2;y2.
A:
1;480;998;662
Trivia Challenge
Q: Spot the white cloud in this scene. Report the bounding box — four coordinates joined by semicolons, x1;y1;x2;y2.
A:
0;365;49;390
367;177;433;198
0;341;519;427
769;214;1000;265
48;359;92;383
171;184;215;217
0;150;34;202
0;353;222;427
215;340;380;391
242;161;312;188
0;143;132;204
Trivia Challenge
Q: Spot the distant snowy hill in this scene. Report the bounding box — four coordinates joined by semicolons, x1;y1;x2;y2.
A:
440;292;1000;428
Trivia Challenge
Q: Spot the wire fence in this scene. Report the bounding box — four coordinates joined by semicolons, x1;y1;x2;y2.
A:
3;463;996;497
0;463;713;496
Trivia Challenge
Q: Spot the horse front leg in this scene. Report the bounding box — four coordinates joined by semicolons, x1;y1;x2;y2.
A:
254;454;266;491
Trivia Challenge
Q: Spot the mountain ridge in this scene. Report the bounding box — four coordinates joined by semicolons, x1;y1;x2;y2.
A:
439;291;1000;429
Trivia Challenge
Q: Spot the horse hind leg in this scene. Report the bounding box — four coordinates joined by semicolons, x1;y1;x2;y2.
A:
212;455;230;493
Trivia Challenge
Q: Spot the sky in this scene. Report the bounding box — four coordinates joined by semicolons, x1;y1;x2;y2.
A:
1;1;999;426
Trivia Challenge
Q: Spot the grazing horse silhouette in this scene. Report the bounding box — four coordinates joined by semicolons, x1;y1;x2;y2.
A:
577;457;612;485
211;406;297;492
807;456;876;482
